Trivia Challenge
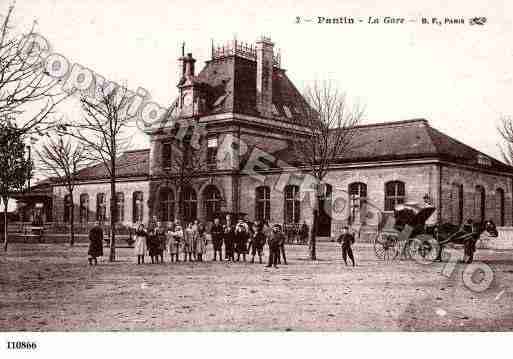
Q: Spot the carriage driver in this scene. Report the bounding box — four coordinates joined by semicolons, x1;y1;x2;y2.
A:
451;218;476;264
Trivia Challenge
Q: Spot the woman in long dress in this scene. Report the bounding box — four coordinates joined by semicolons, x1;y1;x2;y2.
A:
87;221;104;265
134;223;148;264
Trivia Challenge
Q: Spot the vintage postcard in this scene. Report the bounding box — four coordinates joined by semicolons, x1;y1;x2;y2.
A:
0;0;512;357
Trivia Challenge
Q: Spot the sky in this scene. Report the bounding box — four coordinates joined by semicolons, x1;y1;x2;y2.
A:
4;0;513;204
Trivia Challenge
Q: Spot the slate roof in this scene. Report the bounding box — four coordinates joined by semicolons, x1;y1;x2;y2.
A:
73;149;150;181
61;119;513;183
273;119;513;173
194;56;309;124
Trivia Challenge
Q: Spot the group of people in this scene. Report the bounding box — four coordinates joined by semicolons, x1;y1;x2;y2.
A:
132;217;209;264
87;214;356;268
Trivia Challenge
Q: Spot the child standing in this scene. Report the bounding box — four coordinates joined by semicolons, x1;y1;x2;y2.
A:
250;223;266;264
337;226;356;266
171;223;184;262
195;223;207;261
134;223;148;264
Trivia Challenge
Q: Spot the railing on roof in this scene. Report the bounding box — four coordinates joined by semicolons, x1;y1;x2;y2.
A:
211;39;281;67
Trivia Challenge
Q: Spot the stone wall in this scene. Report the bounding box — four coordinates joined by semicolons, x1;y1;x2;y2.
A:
52;180;150;225
239;163;440;240
440;164;512;226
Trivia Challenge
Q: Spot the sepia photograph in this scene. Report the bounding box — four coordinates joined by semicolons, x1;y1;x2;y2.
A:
0;0;512;356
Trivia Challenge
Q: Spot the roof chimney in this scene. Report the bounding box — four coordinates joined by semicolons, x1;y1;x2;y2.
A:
256;36;274;118
177;42;186;86
184;53;196;81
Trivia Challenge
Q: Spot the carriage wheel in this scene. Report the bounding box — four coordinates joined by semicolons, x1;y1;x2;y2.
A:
374;233;399;261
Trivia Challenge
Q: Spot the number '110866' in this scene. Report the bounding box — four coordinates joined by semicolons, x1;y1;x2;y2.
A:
7;341;37;350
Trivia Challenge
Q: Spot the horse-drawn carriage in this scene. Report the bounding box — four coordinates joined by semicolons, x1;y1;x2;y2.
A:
373;202;498;262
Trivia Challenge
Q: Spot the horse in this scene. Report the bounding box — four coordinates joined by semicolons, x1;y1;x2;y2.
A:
427;219;498;263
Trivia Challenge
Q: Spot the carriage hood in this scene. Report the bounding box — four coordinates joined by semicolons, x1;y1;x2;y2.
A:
395;203;436;227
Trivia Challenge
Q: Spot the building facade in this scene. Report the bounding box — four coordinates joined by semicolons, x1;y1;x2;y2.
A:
16;37;513;239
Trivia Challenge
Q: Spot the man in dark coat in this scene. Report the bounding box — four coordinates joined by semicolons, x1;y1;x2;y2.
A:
277;228;288;265
88;221;104;265
337;226;356;266
155;222;166;264
223;215;236;261
266;224;284;268
460;219;477;264
211;217;224;261
147;217;159;264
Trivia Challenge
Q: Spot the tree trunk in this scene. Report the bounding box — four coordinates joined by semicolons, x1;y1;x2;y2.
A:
177;186;183;223
309;208;318;260
69;192;75;246
109;177;116;262
3;198;8;252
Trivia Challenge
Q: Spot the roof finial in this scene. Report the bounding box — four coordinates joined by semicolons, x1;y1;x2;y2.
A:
181;42;185;57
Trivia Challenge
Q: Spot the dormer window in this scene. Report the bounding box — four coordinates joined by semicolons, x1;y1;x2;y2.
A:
283;105;292;119
477;154;491;166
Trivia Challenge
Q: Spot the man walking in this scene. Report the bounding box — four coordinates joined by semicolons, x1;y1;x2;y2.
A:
337;226;356;266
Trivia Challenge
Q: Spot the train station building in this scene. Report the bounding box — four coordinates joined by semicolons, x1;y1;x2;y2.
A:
15;37;513;240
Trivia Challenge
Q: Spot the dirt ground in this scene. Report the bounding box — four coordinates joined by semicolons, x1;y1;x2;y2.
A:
1;241;512;331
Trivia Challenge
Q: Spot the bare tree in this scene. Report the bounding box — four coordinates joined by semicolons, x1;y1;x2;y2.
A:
498;116;513;165
0;122;32;251
61;86;135;261
293;80;365;260
160;120;207;222
35;135;89;246
0;4;67;135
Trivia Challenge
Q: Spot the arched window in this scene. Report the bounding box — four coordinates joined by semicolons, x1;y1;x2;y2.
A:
496;188;505;226
349;182;367;224
284;185;300;224
132;191;144;223
96;193;106;222
182;186;197;223
63;194;72;223
385;181;405;211
115;192;124;223
203;185;222;221
474;185;485;223
255;186;271;222
158;188;174;222
79;194;89;224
